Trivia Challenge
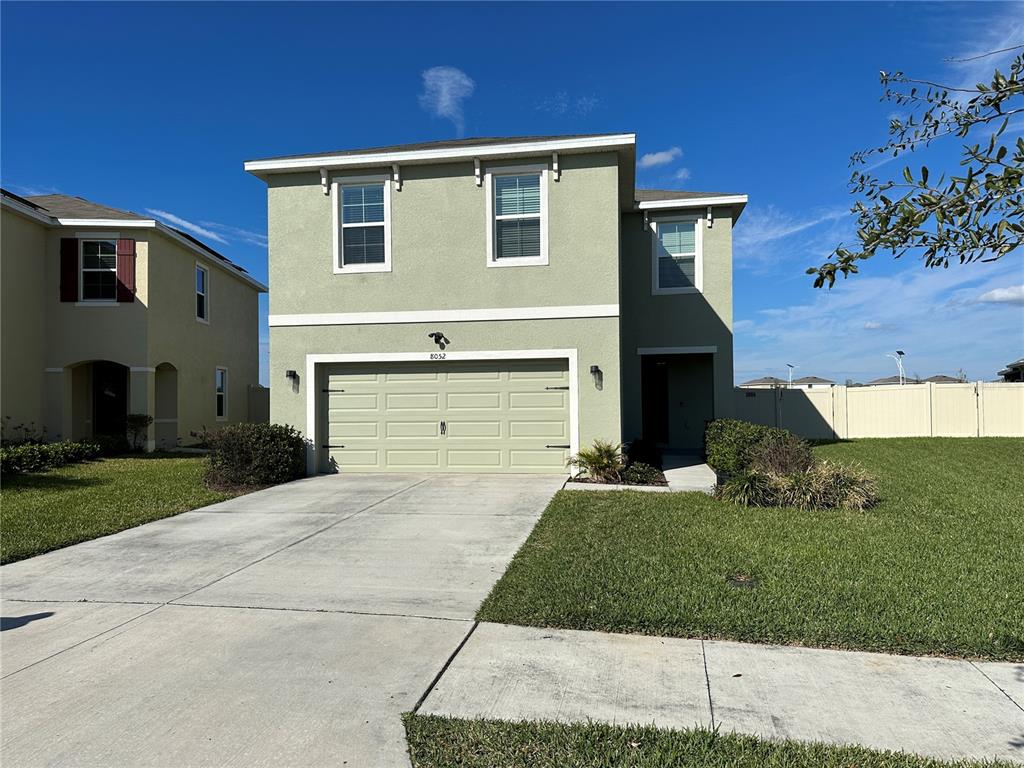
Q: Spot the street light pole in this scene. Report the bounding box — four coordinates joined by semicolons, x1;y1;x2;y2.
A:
786;363;797;389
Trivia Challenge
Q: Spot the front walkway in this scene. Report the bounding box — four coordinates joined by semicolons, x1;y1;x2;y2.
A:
0;474;564;768
419;622;1024;764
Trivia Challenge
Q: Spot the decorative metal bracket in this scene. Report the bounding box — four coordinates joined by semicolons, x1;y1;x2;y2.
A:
392;164;402;191
320;168;329;196
707;206;713;228
552;152;560;181
474;158;482;187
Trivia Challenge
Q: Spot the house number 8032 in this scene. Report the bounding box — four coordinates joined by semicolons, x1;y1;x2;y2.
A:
430;353;446;360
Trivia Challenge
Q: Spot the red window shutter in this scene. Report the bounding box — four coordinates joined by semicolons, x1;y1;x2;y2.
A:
116;239;136;303
60;238;79;302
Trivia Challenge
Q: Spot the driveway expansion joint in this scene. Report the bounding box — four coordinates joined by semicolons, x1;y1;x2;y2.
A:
970;660;1024;713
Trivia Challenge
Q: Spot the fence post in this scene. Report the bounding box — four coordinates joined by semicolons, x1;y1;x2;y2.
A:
927;382;935;437
976;381;983;437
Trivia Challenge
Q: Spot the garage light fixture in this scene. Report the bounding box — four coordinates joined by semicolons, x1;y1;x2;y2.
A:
428;331;450;350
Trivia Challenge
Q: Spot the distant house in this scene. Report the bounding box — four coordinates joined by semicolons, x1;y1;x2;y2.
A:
738;376;786;388
868;375;922;385
998;358;1023;383
1;189;267;450
923;374;963;384
791;375;834;389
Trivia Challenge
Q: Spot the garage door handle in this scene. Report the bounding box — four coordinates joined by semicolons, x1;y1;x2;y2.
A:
545;444;570;449
545;386;569;390
440;420;447;436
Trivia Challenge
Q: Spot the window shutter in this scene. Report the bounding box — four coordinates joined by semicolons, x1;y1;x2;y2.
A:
116;239;136;303
60;238;79;302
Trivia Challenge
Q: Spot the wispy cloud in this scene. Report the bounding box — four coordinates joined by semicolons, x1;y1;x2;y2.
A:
733;205;849;267
419;66;475;136
6;182;62;197
638;146;682;169
673;168;692;183
536;91;600;116
199;221;268;248
977;284;1024;305
145;209;228;244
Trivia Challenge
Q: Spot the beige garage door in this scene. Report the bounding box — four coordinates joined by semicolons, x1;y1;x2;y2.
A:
322;359;571;473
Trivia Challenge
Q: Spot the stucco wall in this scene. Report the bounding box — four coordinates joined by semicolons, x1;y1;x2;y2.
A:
146;234;261;446
270;317;622;469
266;151;621;314
1;208;48;432
619;208;735;441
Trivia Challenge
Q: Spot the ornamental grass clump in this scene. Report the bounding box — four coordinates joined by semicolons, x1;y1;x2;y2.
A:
709;418;878;512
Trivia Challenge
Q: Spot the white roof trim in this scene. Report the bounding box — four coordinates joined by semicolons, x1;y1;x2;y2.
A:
244;134;636;174
0;200;266;292
636;194;748;211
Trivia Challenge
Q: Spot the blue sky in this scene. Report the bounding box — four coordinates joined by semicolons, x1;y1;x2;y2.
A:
3;1;1022;385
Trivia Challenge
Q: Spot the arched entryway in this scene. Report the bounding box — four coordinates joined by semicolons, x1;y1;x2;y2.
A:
67;360;130;440
154;363;178;450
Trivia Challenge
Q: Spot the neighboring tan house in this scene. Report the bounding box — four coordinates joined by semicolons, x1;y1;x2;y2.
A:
1;190;267;450
245;132;746;474
738;376;786;389
791;375;835;389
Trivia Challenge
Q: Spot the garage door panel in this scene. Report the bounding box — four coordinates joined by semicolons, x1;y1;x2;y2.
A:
386;449;441;468
447;392;501;410
446;420;501;438
447;449;502;468
386;421;439;438
330;422;379;438
323;359;570;474
385;393;439;410
509;420;567;438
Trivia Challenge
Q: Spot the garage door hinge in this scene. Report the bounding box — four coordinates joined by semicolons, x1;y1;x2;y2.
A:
545;444;570;449
322;389;346;393
544;386;569;390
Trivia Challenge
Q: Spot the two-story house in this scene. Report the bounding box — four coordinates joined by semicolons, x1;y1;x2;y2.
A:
244;133;745;474
0;189;267;450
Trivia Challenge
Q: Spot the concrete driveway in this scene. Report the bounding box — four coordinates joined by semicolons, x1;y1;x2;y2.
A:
0;473;563;767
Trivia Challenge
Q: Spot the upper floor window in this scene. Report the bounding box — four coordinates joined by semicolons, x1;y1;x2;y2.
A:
333;178;391;274
486;165;548;267
80;239;118;301
652;217;702;295
215;367;228;420
196;264;209;322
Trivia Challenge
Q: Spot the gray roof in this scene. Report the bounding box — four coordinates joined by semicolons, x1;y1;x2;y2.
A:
739;376;786;386
19;194;251;277
25;194;147;221
794;376;835;385
248;133;629;164
635;189;742;202
869;375;921;385
923;375;962;383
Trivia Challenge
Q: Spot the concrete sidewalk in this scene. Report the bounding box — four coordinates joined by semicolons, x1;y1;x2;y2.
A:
419;622;1024;764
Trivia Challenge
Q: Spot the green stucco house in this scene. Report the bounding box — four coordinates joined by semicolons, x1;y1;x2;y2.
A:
245;133;746;474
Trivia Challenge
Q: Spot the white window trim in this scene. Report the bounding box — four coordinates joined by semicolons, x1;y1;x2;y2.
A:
215;366;228;421
485;163;549;268
332;174;392;274
79;238;119;303
196;263;210;324
650;214;703;295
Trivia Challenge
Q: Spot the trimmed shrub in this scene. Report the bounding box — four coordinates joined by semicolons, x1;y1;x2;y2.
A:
93;434;131;456
203;423;307;488
1;439;100;475
704;419;794;475
621;461;665;486
747;431;814;475
567;439;624;484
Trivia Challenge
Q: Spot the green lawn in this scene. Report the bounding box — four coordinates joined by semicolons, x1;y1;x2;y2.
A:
404;715;1013;768
1;455;239;564
478;438;1023;660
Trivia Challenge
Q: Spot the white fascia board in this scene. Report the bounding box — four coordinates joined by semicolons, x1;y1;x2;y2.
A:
245;134;636;175
636;195;748;211
1;196;58;225
269;304;620;327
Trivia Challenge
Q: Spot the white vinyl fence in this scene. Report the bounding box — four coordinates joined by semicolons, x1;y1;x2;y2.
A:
733;382;1024;440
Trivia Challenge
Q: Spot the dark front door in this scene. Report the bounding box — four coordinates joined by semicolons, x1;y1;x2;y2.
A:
93;361;128;436
641;356;670;445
